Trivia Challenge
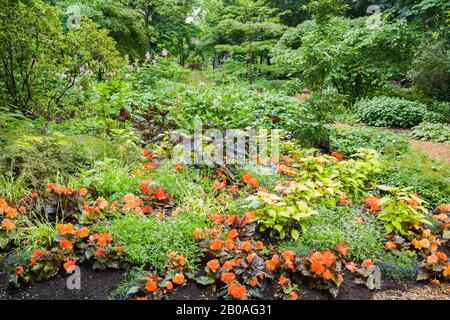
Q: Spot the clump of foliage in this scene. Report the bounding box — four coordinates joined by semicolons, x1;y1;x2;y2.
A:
355;96;427;128
377;152;450;208
0;1;123;116
410;122;450;143
408;41;450;101
280;206;385;262
100;213;207;272
330;126;410;157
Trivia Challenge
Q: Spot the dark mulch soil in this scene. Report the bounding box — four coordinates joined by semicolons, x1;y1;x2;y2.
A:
0;266;447;300
0;266;125;300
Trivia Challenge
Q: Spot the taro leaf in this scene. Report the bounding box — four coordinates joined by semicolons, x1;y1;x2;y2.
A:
291;229;299;240
126;286;140;295
195;276;215;286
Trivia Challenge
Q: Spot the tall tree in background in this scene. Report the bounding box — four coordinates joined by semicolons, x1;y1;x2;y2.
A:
121;0;198;58
203;0;286;83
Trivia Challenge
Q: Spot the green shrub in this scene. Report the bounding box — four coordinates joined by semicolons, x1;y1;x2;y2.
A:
410;122;450;143
408;41;450;101
148;161;223;216
355;96;427;128
100;213;207;272
330;126;410;157
425;101;450;124
78;159;140;201
0;126;140;191
280;206;385;261
133;58;191;89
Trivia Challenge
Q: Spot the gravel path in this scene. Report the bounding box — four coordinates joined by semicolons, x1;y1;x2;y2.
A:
372;283;450;300
409;139;450;163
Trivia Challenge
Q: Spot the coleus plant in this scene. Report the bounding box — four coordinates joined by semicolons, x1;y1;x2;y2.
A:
246;190;317;240
374;185;432;236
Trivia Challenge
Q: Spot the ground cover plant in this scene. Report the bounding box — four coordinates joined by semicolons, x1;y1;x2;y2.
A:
0;0;449;302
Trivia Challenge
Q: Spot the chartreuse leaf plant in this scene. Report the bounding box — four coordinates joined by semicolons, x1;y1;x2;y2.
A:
246;191;318;240
246;147;382;240
374;185;432;236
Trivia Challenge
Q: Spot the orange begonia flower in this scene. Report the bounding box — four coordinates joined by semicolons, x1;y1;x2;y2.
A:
443;265;450;277
220;272;235;284
385;241;397;251
227;284;246;299
335;242;349;256
57;223;74;236
362;259;374;268
210;238;222;251
278;275;287;286
145;278;157;292
60;239;73;250
172;273;185;285
63;260;76;272
322;270;332;280
240;240;252;252
1;219;15;232
5;207;18;219
207;259;220;273
256;241;264;250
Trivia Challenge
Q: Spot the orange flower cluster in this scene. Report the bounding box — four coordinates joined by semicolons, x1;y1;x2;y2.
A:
141;252;187;298
276;164;296;177
385;240;397;251
331;152;344;162
266;254;280;272
167;252;186;267
59;239;73;250
364;195;380;213
82;197;109;220
56;223;89;238
0;198;23;232
90;233;113;248
241;173;259;189
335;242;349;256
30;250;44;264
213;179;227;191
227;284;246;299
309;251;342;284
142;149;158;171
123;193;144;215
63;259;76;272
436;204;450;214
140;180;170;202
47;183;77;196
207;259;220;272
338;193;353;206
